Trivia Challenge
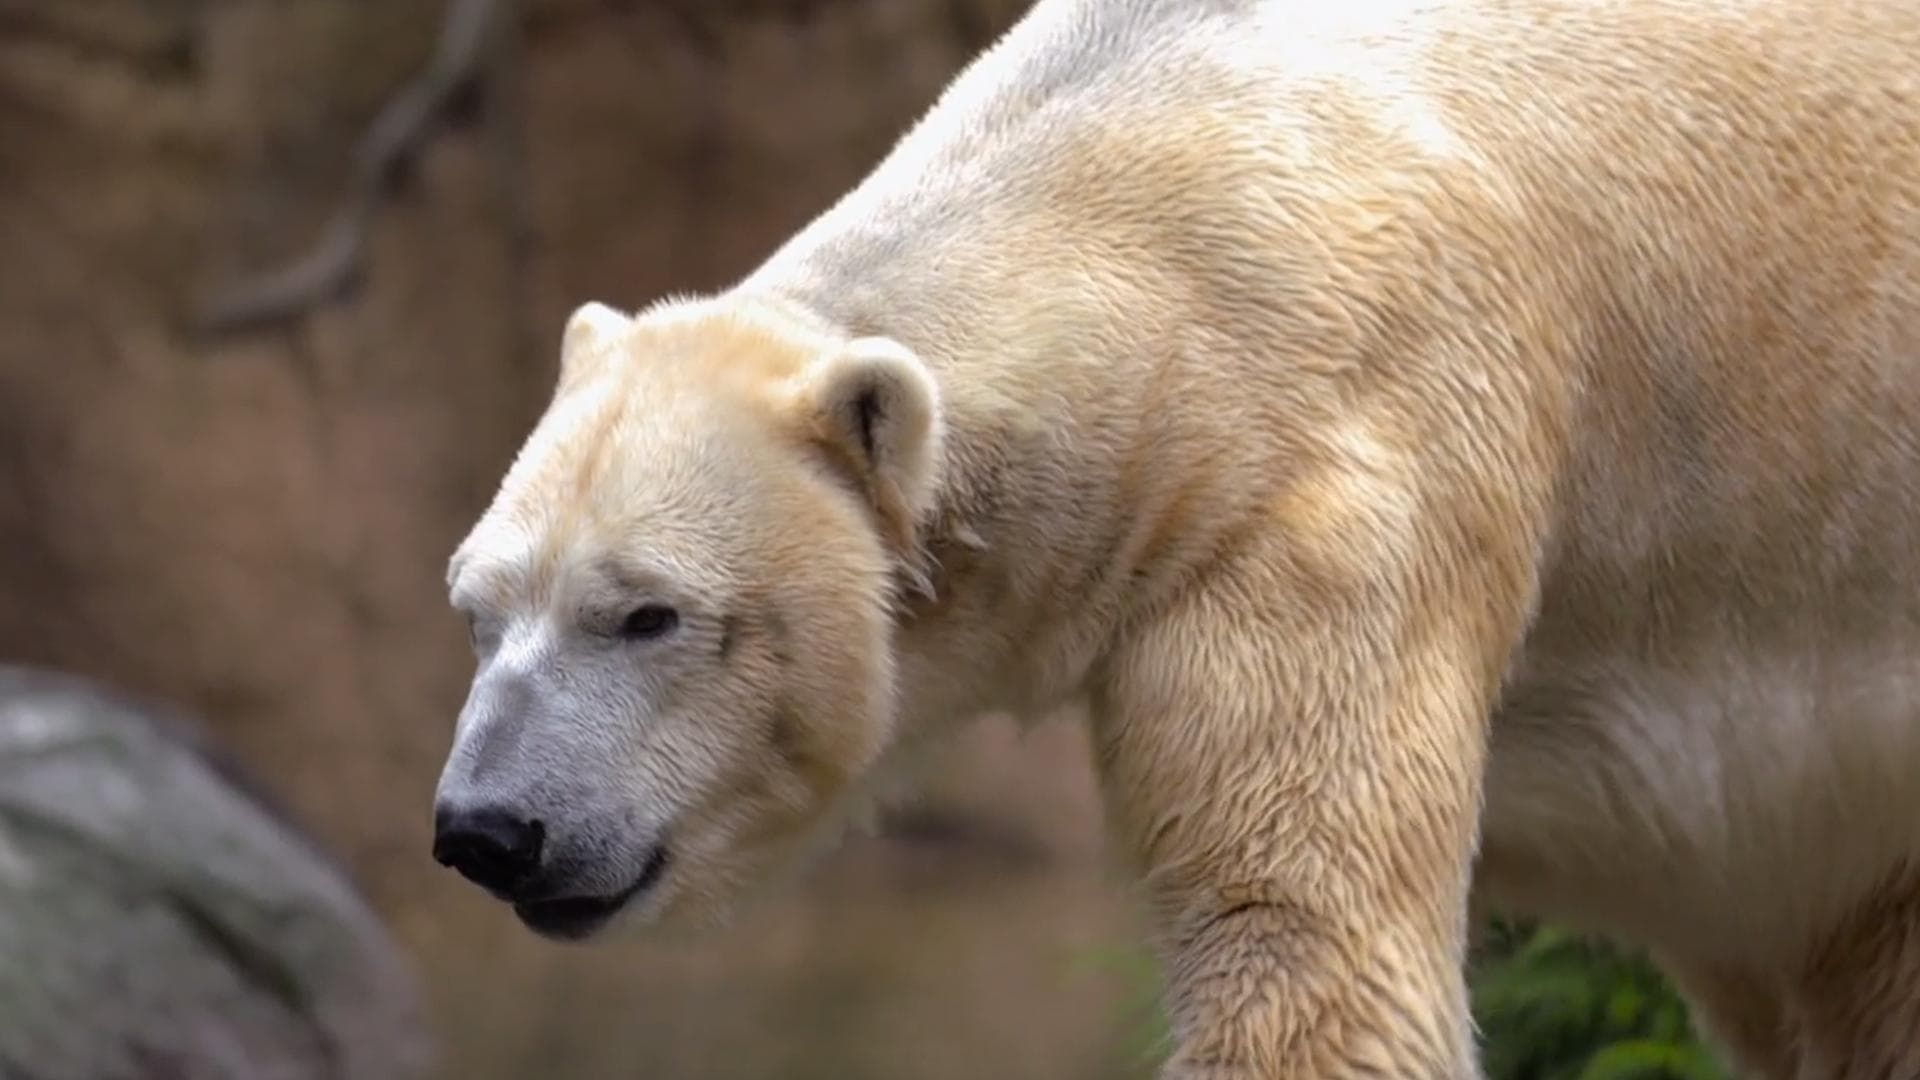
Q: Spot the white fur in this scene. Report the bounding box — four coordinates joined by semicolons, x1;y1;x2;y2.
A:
440;1;1920;1075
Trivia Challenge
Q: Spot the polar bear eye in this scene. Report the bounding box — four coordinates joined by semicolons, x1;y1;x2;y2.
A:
618;604;680;641
466;614;502;655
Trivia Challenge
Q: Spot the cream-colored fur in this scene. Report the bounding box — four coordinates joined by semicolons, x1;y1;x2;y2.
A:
437;1;1920;1076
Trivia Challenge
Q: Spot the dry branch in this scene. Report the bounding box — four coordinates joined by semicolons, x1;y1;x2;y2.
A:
195;0;509;334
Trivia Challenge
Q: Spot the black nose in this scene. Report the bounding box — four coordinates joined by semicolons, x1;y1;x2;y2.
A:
433;804;545;896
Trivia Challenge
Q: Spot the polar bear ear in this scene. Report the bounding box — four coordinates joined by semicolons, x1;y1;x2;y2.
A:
558;301;631;384
789;336;944;551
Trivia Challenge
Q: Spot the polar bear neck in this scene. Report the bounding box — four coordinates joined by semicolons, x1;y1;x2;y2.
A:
733;197;1269;725
721;2;1347;722
726;0;1479;723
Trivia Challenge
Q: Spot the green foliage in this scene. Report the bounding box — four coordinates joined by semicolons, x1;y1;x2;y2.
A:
1089;919;1728;1080
1069;942;1173;1071
1471;920;1727;1080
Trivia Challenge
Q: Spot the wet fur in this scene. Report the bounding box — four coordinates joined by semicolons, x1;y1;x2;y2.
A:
445;1;1920;1076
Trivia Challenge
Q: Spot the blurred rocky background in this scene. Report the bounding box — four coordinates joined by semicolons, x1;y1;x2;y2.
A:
0;1;1157;1077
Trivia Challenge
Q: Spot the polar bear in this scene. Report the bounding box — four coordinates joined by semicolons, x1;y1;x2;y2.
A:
430;0;1920;1076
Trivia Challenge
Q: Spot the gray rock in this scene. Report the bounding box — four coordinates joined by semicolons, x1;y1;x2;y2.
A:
0;666;431;1080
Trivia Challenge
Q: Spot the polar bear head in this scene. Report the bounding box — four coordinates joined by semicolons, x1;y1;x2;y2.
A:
432;297;943;940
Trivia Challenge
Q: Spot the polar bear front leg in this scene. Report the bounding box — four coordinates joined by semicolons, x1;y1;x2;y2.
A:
1091;513;1534;1079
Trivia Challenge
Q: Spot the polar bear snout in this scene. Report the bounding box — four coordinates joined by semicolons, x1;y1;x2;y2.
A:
431;664;685;939
431;801;545;897
430;784;674;940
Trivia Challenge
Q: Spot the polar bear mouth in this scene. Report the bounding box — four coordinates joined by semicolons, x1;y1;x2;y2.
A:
513;843;671;941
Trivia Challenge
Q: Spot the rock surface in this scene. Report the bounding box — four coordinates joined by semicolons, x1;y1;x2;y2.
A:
0;666;430;1080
